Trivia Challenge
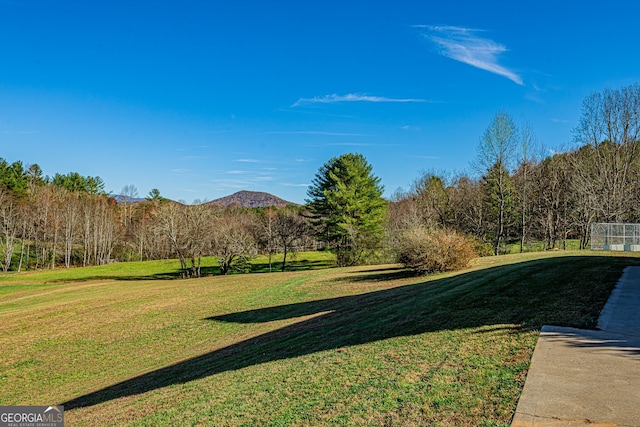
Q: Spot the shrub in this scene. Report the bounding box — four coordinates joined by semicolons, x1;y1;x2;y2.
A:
469;236;495;257
395;226;476;274
230;255;252;274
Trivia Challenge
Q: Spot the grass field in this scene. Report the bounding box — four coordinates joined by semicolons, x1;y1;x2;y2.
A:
504;239;582;254
1;250;638;426
0;251;336;284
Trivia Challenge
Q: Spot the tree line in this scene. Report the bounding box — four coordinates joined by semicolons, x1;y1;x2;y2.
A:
1;84;639;274
0;172;316;276
388;84;640;256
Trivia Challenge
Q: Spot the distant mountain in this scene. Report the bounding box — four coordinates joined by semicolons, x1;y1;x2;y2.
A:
113;194;145;203
206;191;297;208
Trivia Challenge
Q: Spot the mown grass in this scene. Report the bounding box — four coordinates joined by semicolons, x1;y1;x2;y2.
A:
1;250;638;426
0;251;336;284
504;239;582;254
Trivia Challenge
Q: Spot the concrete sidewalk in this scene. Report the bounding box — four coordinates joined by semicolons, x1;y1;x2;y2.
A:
512;266;640;427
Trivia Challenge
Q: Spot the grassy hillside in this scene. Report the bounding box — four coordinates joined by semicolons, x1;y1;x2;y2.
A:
1;251;638;426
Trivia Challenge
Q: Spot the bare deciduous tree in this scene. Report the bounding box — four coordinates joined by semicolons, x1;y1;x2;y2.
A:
210;209;256;275
256;207;278;272
413;172;451;228
0;188;18;272
16;200;33;271
61;192;81;269
534;154;572;249
153;202;191;277
385;189;423;250
120;184;138;227
80;195;117;266
449;175;486;240
273;207;308;272
572;85;640;223
183;204;214;278
476;112;518;255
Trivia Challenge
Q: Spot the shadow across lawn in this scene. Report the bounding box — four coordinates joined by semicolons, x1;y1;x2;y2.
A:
26;259;335;284
332;267;417;283
250;259;335;274
62;255;640;410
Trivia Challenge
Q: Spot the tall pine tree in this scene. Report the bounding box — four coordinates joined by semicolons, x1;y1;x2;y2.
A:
306;153;386;266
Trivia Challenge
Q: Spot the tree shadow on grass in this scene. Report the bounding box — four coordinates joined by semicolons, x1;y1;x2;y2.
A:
329;267;417;283
44;272;184;282
61;255;640;410
42;260;336;283
249;259;335;273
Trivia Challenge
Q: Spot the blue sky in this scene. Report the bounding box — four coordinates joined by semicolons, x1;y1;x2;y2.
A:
2;1;639;204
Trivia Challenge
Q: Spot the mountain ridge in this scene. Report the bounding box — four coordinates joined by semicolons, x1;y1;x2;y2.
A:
206;190;297;208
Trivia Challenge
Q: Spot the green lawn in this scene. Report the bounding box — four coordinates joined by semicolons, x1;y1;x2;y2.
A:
1;250;638;426
504;239;582;254
0;251;336;284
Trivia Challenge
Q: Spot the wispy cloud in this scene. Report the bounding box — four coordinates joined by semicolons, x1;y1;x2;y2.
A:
524;92;545;104
292;93;427;107
260;130;368;137
280;108;360;119
325;142;374;147
418;25;523;85
306;142;405;148
235;158;260;163
282;183;310;187
171;168;190;174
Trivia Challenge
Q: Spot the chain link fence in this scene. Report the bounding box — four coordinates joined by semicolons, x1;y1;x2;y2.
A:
590;223;640;251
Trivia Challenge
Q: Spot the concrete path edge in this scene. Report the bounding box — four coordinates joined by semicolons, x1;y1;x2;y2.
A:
511;266;640;427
